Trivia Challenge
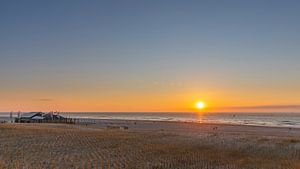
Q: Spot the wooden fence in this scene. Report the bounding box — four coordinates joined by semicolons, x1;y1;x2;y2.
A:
14;118;77;124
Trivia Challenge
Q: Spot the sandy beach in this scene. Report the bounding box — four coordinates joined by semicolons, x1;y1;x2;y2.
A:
2;0;300;168
82;119;300;138
0;120;299;169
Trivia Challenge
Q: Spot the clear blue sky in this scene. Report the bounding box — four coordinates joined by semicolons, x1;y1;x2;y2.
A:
1;0;300;112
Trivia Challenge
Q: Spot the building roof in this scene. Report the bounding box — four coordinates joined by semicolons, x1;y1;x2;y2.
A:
31;116;45;120
20;112;44;118
19;112;65;120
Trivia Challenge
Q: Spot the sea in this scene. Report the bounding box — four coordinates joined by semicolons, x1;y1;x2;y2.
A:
1;112;299;128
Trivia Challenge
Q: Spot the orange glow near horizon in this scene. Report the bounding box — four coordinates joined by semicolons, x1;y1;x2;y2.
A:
0;89;300;112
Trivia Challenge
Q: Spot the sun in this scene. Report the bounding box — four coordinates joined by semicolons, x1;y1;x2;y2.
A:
196;101;206;110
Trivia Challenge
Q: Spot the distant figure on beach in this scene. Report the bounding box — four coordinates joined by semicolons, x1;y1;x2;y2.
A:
10;112;13;123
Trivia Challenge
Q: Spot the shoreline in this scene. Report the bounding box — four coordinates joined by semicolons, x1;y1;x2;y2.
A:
1;113;300;138
4;116;298;128
93;119;300;137
78;117;300;128
8;118;298;138
1;112;300;128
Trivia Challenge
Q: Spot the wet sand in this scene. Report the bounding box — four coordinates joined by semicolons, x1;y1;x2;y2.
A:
79;119;300;138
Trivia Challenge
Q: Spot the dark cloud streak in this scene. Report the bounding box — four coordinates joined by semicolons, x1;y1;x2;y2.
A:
35;99;53;102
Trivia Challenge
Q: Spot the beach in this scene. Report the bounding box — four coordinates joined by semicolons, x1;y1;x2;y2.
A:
2;0;300;168
0;120;299;169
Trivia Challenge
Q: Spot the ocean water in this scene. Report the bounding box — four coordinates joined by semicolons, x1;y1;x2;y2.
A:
1;112;299;128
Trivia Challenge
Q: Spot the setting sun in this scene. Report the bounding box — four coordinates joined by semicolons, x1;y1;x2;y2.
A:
196;101;206;110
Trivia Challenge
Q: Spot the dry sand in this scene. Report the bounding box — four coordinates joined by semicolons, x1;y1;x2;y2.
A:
0;120;299;169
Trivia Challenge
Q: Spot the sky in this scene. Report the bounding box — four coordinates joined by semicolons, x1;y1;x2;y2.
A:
1;0;300;112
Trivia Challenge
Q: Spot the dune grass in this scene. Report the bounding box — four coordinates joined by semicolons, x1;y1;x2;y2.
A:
0;124;299;169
